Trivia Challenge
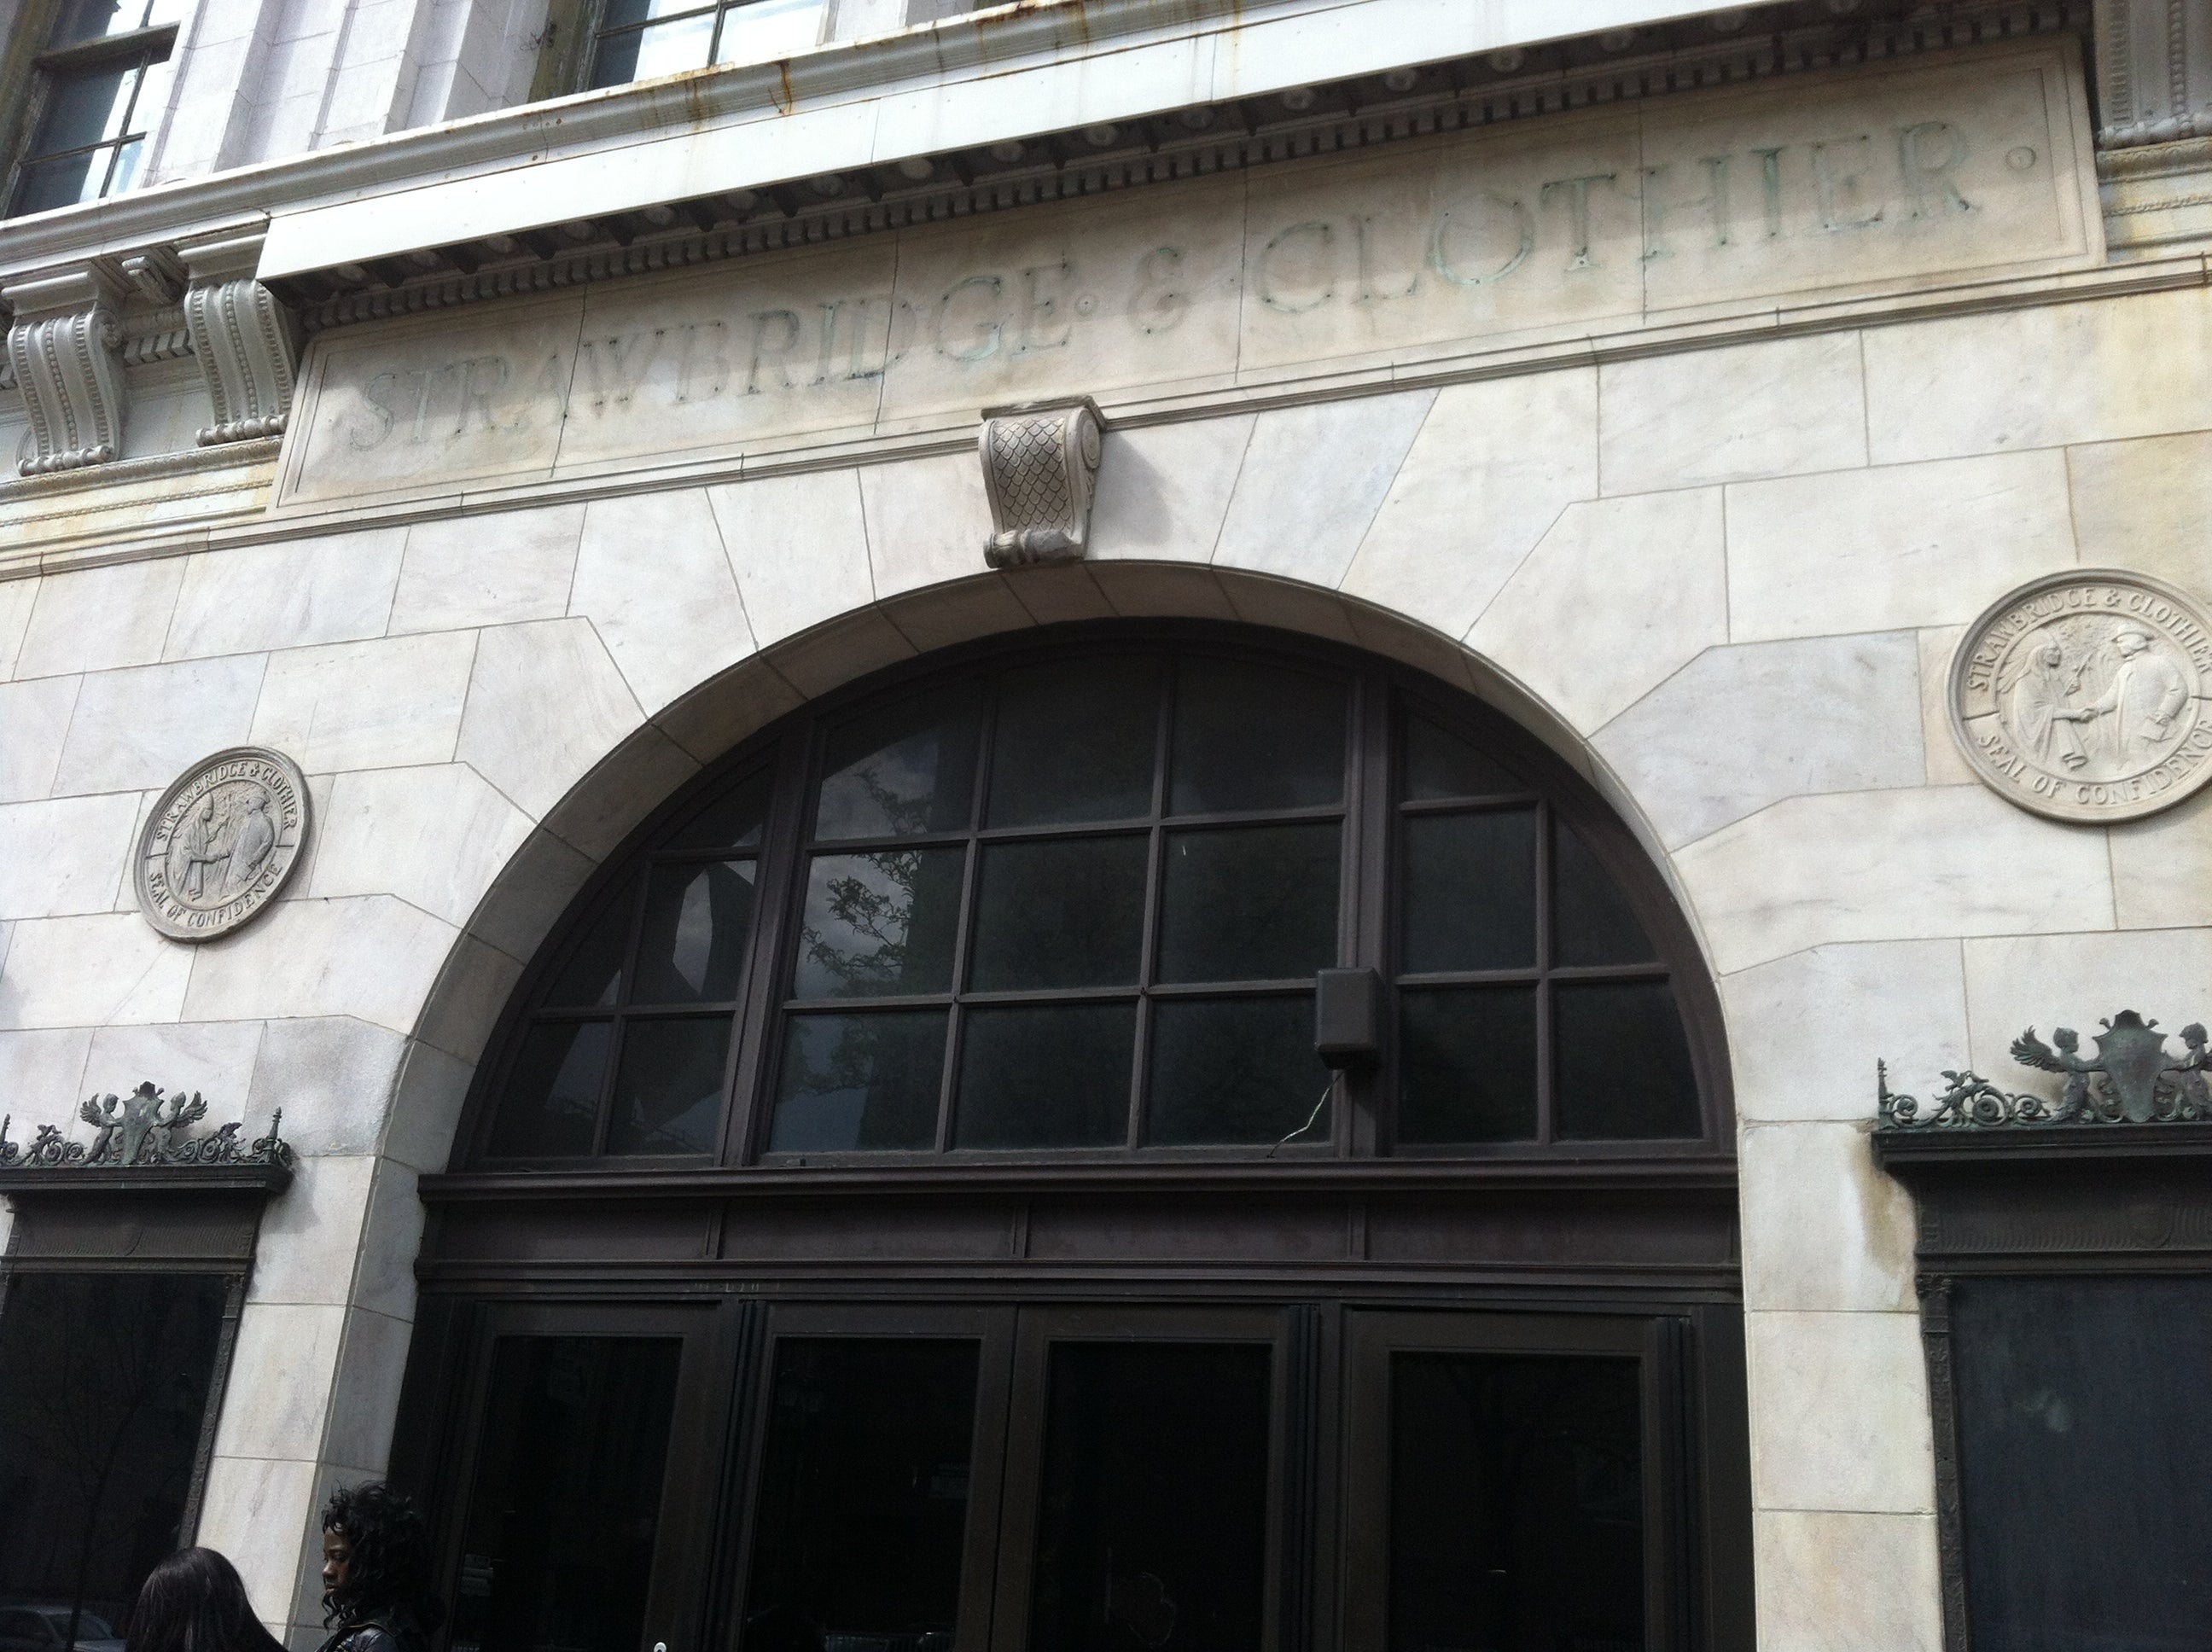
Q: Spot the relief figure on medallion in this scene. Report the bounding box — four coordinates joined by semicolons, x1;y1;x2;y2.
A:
1994;622;2189;782
166;782;280;906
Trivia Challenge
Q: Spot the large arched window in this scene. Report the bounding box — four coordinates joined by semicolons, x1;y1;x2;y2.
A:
466;626;1724;1167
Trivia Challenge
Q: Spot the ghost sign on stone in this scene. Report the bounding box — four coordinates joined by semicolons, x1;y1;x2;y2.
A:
1950;569;2212;823
135;747;310;940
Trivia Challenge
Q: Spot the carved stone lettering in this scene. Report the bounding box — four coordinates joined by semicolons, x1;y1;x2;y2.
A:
1950;571;2212;824
134;747;311;941
282;41;2094;507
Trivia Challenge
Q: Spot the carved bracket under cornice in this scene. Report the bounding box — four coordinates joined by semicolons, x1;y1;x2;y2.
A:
178;230;300;445
980;398;1104;569
2095;0;2212;147
3;264;129;476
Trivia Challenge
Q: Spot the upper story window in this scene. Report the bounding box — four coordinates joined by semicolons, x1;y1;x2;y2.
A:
4;0;183;218
467;630;1725;1169
584;0;826;88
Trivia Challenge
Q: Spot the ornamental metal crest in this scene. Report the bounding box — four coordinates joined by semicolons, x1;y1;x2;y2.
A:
0;1082;293;1170
1877;1009;2212;1129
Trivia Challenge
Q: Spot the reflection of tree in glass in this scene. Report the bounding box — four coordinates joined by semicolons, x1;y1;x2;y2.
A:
802;764;955;998
0;1277;222;1644
802;847;924;993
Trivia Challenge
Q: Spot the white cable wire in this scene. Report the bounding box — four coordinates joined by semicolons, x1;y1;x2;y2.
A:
1267;1083;1334;1156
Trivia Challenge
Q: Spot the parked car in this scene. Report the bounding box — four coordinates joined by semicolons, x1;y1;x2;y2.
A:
0;1605;126;1652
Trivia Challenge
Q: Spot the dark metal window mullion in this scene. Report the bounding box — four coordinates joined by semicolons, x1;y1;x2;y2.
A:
1349;672;1393;1157
1128;652;1177;1149
935;672;1001;1153
587;863;657;1156
1534;798;1557;1146
726;730;818;1164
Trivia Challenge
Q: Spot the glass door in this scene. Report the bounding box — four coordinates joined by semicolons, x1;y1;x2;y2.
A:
729;1305;1016;1652
1340;1310;1672;1652
987;1307;1289;1652
441;1301;731;1652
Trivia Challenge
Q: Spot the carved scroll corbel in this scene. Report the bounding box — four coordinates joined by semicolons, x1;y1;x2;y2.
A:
3;263;130;476
980;397;1105;568
2094;0;2212;147
177;229;300;445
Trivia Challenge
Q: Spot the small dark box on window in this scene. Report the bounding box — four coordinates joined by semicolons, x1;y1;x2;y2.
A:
1315;968;1380;1067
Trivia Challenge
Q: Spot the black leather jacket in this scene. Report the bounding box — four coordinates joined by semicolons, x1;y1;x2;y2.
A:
317;1621;420;1652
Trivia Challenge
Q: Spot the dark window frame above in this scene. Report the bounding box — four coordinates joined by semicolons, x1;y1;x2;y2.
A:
0;1186;270;1605
457;622;1732;1175
2;0;180;221
1876;1126;2212;1652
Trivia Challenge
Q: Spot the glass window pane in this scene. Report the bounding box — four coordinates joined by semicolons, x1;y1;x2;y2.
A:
48;0;130;45
770;1010;945;1151
1951;1277;2212;1651
624;9;715;78
743;1338;980;1652
1397;986;1538;1144
488;1021;611;1156
597;0;709;31
1388;1352;1644;1652
1169;657;1346;815
632;858;754;1004
969;836;1145;991
1400;809;1536;974
0;1274;229;1631
586;26;647;86
1553;820;1657;966
1030;1342;1272;1652
667;767;771;849
1147;995;1329;1145
9;151;104;215
953;1002;1135;1149
29;67;137;155
543;879;633;1008
1157;823;1338;984
1554;981;1700;1139
712;0;827;64
103;135;144;195
606;1015;730;1155
794;848;964;999
987;655;1161;827
815;683;981;841
451;1337;682;1652
1404;714;1522;800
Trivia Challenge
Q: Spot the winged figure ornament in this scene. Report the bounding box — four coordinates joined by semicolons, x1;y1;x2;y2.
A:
1880;1009;2212;1130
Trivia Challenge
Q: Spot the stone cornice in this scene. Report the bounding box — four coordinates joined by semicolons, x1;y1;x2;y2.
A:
0;1;2087;298
0;0;1611;281
4;247;2201;585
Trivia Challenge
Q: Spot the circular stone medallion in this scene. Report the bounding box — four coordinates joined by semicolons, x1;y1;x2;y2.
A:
1951;570;2212;823
135;747;311;940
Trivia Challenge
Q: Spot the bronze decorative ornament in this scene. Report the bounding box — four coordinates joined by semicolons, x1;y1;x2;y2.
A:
0;1082;294;1174
1877;1009;2212;1129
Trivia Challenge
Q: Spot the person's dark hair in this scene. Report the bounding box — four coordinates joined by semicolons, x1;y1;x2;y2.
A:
126;1547;287;1652
319;1481;445;1634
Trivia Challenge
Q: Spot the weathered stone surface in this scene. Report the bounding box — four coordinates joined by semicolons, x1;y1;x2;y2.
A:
278;41;2093;509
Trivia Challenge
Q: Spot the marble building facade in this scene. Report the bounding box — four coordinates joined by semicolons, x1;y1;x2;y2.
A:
5;1;2212;1648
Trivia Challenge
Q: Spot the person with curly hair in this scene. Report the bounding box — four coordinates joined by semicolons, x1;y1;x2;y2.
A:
317;1482;445;1652
125;1547;288;1652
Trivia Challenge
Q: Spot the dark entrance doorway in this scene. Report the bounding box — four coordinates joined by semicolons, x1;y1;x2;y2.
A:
396;624;1751;1652
409;1291;1738;1652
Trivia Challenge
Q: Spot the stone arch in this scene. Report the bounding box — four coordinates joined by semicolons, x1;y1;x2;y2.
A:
382;561;1713;1182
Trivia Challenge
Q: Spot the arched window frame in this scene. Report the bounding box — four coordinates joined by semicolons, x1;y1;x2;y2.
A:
456;623;1733;1172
